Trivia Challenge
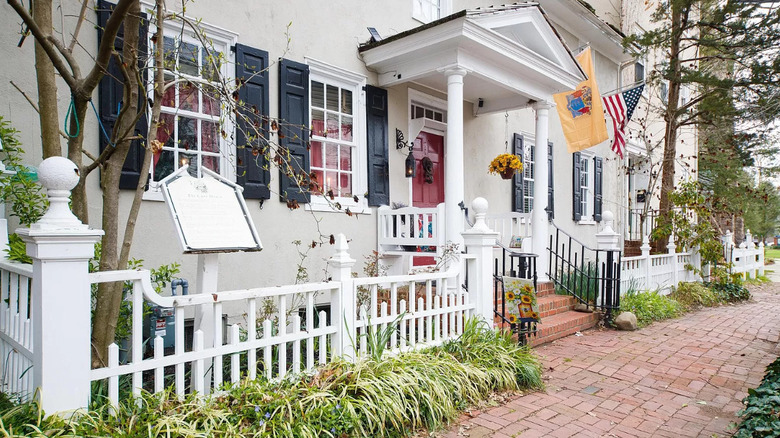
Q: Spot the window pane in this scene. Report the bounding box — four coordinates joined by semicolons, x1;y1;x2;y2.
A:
326;85;339;111
180;41;199;76
340;173;351;196
202;50;222;82
326;112;339;139
325;143;338;169
157;113;176;146
154;149;175;181
341;89;352;115
312;81;325;108
311;141;323;168
312;109;325;137
341;116;353;141
179;82;199;112
340;145;352;171
163;36;176;70
312;170;324;194
203;86;220;116
325;171;337;192
162;74;176;107
202;155;219;173
202;121;220;153
425;109;433;119
178;117;198;151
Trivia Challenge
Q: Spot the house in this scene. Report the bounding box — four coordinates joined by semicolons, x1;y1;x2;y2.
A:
0;1;696;293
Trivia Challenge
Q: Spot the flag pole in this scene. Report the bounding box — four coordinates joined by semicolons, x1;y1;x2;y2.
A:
601;80;646;97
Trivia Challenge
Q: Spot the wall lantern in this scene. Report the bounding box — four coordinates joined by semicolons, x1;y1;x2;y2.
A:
397;128;416;178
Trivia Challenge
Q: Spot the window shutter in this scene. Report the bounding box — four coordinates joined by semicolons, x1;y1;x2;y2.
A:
572;152;582;222
511;133;524;213
278;59;310;204
546;141;554;220
366;85;389;206
235;44;270;199
97;0;148;190
594;156;603;222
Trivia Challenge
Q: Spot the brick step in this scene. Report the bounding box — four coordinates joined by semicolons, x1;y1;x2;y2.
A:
536;281;556;297
537;295;576;318
529;310;600;347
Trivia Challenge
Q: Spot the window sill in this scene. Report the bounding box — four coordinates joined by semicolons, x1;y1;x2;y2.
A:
305;198;372;215
577;219;597;225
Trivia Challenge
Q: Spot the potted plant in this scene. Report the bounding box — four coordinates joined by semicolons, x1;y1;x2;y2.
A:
488;153;523;180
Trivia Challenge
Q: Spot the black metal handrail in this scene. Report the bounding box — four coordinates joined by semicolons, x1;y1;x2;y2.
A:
493;244;538;345
547;223;621;320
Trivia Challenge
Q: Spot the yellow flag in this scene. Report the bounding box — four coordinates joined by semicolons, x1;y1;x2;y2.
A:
553;47;608;153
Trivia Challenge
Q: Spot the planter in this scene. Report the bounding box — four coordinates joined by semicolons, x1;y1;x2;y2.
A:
500;168;516;180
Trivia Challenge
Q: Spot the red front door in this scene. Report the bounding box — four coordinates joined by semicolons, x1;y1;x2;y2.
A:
412;131;444;265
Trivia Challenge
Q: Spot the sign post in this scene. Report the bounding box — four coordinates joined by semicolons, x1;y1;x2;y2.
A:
161;166;262;392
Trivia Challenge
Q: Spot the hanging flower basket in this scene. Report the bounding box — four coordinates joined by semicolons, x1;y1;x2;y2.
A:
488;153;522;179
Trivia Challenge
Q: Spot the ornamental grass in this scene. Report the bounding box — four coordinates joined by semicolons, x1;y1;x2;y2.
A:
0;319;543;437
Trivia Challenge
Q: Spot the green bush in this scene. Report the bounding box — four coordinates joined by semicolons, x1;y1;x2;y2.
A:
706;266;751;303
669;282;719;308
620;290;685;327
734;355;780;437
0;319;542;437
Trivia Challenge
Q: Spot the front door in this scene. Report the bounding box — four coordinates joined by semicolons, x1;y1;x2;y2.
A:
412;131;444;265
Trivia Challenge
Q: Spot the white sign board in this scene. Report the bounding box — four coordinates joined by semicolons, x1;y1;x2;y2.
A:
161;166;262;253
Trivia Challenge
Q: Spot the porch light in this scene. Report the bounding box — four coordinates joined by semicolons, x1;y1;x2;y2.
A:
405;149;416;178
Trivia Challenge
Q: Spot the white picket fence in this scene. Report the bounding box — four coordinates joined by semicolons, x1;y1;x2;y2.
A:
723;230;765;279
0;260;33;398
620;236;699;294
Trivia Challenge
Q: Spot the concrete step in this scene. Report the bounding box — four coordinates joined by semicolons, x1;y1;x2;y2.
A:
529;310;600;347
537;295;576;318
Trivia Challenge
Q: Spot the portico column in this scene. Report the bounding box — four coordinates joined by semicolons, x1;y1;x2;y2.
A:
532;102;552;280
445;68;467;249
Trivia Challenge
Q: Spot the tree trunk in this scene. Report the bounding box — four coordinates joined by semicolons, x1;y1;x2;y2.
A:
32;0;61;158
654;2;686;252
91;0;141;368
67;97;90;224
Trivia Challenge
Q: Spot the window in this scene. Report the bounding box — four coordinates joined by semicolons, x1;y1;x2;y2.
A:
411;103;446;123
412;0;451;23
523;143;534;213
147;23;236;195
634;61;645;83
307;59;367;211
579;154;591;219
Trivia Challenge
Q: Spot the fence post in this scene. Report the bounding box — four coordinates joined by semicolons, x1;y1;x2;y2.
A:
641;234;651;290
668;235;678;289
461;198;499;326
327;234;356;361
595;211;620;312
16;157;103;415
758;242;765;276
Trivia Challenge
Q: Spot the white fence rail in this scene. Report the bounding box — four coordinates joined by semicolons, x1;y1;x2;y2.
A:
377;204;445;250
485;212;532;251
620;236;698;294
724;230;765;279
0;260;33;398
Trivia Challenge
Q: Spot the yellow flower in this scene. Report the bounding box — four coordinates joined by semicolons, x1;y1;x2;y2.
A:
522;284;533;293
506;291;516;301
508;314;517;323
488;153;523;175
531;312;539;320
521;295;532;304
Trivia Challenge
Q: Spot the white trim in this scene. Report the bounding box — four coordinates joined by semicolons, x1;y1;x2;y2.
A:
577;150;595;223
305;58;369;213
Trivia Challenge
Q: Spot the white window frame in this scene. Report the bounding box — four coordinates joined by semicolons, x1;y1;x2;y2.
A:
143;17;238;201
522;140;535;214
412;0;452;24
304;58;368;214
578;151;595;224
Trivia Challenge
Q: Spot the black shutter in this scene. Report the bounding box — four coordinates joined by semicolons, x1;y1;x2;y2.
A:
235;44;270;199
546;141;554;220
572;152;582;221
594;156;603;222
512;133;524;213
97;0;148;190
278;59;310;204
366;85;389;206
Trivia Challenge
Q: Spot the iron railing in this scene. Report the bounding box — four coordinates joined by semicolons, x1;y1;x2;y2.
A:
627;208;658;241
548;225;621;320
493;244;538;345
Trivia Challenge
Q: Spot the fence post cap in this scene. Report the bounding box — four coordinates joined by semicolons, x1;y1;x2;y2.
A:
328;233;355;268
464;197;496;234
30;157;90;231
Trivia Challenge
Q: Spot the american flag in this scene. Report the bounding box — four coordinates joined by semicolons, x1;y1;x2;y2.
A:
601;84;644;159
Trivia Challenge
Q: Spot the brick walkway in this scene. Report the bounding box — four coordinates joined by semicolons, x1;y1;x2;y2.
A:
441;283;780;438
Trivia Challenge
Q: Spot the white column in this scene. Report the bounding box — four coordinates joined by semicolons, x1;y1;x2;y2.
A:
445;68;467;250
532;102;552;280
17;157;103;415
462;198;499;325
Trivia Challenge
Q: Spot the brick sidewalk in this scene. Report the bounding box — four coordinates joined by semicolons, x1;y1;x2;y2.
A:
440;284;780;438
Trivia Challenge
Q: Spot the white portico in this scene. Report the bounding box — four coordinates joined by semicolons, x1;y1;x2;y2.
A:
360;4;586;272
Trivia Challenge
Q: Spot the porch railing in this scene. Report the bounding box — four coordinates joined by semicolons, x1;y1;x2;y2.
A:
377;204;445;252
0;259;33;399
626;208;657;241
548;224;621;317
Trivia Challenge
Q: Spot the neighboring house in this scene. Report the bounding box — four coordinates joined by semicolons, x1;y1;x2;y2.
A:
0;0;696;291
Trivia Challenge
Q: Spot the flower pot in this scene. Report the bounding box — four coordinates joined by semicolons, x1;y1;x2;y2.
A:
500;168;516;180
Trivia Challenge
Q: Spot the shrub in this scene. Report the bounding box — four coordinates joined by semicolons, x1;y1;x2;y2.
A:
707;266;751;303
0;319;542;437
669;282;718;308
734;355;780;437
620;290;685;327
